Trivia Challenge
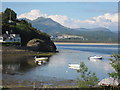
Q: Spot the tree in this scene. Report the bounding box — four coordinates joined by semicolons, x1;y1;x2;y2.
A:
2;8;17;23
2;8;17;34
108;54;120;79
77;62;99;88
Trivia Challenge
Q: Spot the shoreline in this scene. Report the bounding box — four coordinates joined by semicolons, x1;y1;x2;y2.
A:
54;42;119;45
3;75;77;88
2;46;56;62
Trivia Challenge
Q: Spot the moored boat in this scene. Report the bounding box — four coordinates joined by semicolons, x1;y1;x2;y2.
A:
89;55;102;59
68;64;80;70
88;55;103;61
34;56;48;65
68;64;79;67
34;56;48;61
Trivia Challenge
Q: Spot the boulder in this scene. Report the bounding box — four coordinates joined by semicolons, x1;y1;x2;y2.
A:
27;38;56;52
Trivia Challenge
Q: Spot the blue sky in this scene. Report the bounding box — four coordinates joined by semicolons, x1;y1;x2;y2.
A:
1;2;118;31
2;2;118;20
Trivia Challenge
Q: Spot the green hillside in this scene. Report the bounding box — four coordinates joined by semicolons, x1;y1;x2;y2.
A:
1;8;56;52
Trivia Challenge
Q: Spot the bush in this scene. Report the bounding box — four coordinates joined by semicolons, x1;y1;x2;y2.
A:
108;54;120;79
77;62;99;88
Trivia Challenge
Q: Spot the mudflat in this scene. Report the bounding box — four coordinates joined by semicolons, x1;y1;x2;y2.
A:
54;42;119;45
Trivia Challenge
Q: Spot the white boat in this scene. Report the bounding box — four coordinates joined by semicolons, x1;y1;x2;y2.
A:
69;66;80;70
34;56;48;65
68;64;79;67
89;56;102;59
34;56;48;61
68;64;80;70
88;55;103;61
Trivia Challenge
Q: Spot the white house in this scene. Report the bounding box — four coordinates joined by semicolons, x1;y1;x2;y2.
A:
5;34;21;43
0;31;21;43
0;36;4;42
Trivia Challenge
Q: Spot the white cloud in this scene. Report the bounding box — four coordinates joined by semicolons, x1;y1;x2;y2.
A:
48;15;68;25
84;13;118;30
17;9;118;31
17;9;48;20
92;13;118;23
64;13;118;31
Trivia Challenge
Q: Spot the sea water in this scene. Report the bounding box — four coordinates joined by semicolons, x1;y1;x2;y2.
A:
3;44;119;81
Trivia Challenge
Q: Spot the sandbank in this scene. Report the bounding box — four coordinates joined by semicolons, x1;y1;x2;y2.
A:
54;42;119;45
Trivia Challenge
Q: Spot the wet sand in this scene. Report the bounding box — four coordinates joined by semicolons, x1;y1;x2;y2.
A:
54;42;119;45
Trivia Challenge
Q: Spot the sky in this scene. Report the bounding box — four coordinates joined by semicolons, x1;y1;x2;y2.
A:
1;2;119;31
1;0;120;2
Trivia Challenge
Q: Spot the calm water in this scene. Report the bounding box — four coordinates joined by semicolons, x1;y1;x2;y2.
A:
3;44;119;82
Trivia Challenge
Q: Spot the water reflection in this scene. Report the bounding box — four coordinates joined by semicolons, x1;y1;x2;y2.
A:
2;55;50;75
48;50;114;80
2;44;117;82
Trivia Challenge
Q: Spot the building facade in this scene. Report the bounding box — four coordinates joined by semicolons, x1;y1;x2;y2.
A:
0;31;21;43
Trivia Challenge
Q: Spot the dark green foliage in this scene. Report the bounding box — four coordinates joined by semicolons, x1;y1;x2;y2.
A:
77;62;99;88
2;8;17;23
108;54;120;78
2;42;20;46
14;20;50;46
2;8;17;34
2;8;56;52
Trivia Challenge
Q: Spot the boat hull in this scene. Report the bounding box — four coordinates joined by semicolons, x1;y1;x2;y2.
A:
88;56;103;61
68;64;80;70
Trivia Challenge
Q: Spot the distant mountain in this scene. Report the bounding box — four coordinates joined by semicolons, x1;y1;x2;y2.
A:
75;27;111;32
24;17;118;43
24;17;81;35
19;18;31;22
90;27;111;32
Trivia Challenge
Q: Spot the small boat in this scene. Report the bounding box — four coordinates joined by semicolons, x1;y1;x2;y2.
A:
88;55;103;61
34;56;48;61
89;55;102;59
68;64;79;67
69;66;80;70
68;64;80;70
34;56;48;65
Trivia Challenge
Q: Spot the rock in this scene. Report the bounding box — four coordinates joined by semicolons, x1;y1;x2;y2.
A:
27;38;56;52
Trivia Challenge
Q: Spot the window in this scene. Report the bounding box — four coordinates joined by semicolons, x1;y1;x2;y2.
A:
0;37;3;40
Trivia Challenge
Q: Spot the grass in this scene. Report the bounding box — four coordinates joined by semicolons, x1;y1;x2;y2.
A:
3;52;55;57
2;79;120;89
2;46;56;57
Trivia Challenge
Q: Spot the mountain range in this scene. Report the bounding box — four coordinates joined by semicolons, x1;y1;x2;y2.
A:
23;17;118;43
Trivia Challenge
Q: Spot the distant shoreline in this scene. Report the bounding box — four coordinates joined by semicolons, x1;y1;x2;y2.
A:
54;42;119;45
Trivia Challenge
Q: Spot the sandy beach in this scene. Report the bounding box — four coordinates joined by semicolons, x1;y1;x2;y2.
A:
54;42;119;45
